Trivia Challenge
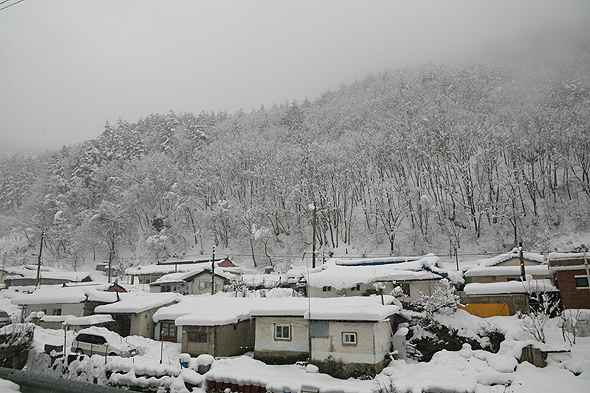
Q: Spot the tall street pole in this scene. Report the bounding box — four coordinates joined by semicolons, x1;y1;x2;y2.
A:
312;202;316;269
35;230;45;287
211;246;216;295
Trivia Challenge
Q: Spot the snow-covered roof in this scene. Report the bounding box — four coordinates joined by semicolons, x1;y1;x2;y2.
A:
125;262;213;276
154;294;398;326
305;254;463;290
4;265;96;281
547;252;586;261
10;284;128;306
11;285;89;305
473;250;545;267
151;268;231;285
464;264;550;277
64;314;114;327
332;256;422;266
463;279;558;296
94;292;181;314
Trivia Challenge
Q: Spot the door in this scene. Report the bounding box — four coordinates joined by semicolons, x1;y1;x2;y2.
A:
114;315;132;337
160;321;177;342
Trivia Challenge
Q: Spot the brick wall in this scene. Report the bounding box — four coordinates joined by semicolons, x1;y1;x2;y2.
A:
554;269;590;309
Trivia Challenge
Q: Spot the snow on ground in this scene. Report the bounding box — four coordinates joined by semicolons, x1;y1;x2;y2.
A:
2;287;590;392
0;378;21;392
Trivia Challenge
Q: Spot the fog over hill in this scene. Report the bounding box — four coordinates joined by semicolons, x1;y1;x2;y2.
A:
1;26;589;271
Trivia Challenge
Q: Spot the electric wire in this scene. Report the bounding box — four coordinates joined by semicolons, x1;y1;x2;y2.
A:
0;0;25;12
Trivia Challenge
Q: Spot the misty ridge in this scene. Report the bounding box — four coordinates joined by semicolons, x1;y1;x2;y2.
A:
0;27;589;271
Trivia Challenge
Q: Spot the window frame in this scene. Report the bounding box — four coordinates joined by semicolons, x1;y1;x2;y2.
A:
575;275;589;289
188;332;208;343
342;332;357;346
274;324;291;341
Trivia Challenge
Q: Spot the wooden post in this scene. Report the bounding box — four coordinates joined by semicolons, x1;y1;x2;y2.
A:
35;230;45;287
211;246;216;295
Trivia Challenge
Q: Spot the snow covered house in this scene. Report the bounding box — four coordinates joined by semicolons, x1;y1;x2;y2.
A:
462;279;559;316
10;284;120;323
124;257;234;285
251;296;400;379
304;254;463;303
149;268;230;295
548;252;590;309
94;292;181;338
463;250;548;284
3;265;95;287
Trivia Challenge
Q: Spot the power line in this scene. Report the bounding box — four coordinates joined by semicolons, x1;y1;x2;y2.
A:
0;0;25;12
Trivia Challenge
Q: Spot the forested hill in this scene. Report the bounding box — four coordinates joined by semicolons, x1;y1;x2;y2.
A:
1;29;589;270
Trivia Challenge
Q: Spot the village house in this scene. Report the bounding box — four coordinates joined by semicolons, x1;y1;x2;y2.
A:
0;268;7;286
251;296;400;379
3;265;95;287
9;284;123;327
462;279;559;316
548;251;590;309
124;257;235;285
94;292;181;338
152;294;401;378
463;250;548;284
304;254;463;303
149;268;230;295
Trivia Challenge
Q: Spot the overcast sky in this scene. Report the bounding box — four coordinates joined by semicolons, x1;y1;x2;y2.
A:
1;0;589;150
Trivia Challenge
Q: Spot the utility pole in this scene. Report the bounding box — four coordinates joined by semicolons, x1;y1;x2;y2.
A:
312;202;316;269
519;242;526;281
582;244;589;294
35;230;45;287
211;246;216;295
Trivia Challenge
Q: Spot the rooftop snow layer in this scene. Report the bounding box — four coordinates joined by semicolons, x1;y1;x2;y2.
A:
153;294;397;326
95;292;181;314
473;250;546;267
64;314;114;326
305;254;462;290
464;264;549;277
547;252;587;261
463;279;558;296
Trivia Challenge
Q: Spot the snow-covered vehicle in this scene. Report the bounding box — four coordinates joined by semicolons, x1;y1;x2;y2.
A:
71;326;137;357
0;310;11;327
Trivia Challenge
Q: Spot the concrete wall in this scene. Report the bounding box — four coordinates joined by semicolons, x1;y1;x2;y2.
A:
129;302;177;339
254;316;309;364
554;269;590;309
468;274;547;284
311;320;391;366
307;279;440;302
188;275;226;295
182;319;254;357
24;303;84;318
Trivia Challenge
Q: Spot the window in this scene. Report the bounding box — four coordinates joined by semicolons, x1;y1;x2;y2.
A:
188;332;208;342
150;274;163;283
322;286;332;292
399;282;410;296
274;324;291;340
350;284;361;292
342;332;357;345
160;285;171;292
575;276;589;289
310;320;329;338
52;308;62;316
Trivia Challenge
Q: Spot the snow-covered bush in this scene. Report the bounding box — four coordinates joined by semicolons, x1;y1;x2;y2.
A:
521;291;560;344
414;278;461;317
